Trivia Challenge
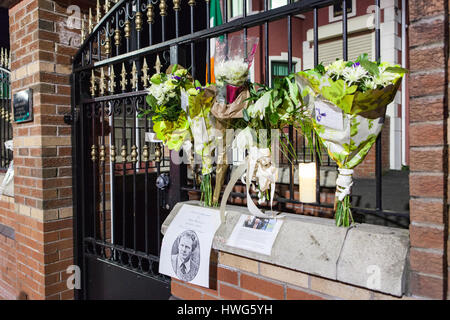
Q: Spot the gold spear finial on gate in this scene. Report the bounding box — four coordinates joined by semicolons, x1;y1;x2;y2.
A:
142;58;149;87
104;0;111;13
8;50;11;70
110;145;116;163
99;68;107;96
88;8;93;33
96;0;102;24
81;14;86;42
1;48;4;67
131;61;138;90
109;66;116;94
154;55;162;74
147;3;154;24
159;0;167;16
188;0;196;6
120;63;128;91
90;70;97;97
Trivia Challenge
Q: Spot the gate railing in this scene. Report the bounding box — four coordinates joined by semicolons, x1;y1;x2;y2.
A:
72;0;409;298
0;48;12;171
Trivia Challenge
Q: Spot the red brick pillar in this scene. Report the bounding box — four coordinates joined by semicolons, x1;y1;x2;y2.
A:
8;0;83;299
408;0;448;300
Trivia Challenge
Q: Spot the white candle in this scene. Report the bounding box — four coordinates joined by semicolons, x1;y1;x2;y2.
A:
299;163;317;203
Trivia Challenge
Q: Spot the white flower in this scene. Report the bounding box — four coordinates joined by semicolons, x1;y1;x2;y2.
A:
215;58;249;86
232;127;255;153
363;78;378;90
247;91;271;120
326;60;347;77
342;64;368;86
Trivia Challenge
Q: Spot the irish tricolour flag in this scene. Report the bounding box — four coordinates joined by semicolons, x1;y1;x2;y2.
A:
206;0;223;84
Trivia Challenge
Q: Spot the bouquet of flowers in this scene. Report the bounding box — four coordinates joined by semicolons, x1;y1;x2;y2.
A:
183;84;216;207
296;54;407;227
144;65;216;206
214;34;259;104
222;75;314;217
210;35;259;206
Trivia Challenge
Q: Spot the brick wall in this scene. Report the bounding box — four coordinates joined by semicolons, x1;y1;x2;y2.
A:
171;252;414;300
0;196;17;300
408;0;448;300
0;0;87;300
354;116;391;178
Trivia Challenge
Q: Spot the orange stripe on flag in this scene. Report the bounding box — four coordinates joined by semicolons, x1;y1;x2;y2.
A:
206;57;216;84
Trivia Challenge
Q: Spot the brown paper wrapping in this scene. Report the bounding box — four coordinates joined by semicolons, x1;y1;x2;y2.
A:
210;86;249;205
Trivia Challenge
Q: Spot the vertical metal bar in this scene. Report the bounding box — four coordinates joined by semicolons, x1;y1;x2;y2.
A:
313;7;321;204
148;0;153;45
101;102;106;244
91;103;97;243
79;54;87;300
264;0;269;86
122;99;127;248
342;0;348;60
375;0;382;210
190;3;196;78
288;3;294;201
206;0;211;82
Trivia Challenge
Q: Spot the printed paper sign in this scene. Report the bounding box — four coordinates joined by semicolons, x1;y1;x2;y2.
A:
314;100;344;131
226;214;283;256
159;204;221;288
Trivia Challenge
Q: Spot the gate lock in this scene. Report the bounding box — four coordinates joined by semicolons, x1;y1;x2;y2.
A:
156;173;170;191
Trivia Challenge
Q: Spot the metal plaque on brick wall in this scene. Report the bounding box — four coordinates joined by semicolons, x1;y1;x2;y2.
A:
13;88;33;123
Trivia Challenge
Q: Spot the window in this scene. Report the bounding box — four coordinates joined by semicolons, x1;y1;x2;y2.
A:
329;0;356;22
317;33;374;66
228;0;251;19
271;61;296;86
270;0;299;9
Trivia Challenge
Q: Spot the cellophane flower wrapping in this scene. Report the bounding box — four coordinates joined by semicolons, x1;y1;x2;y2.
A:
295;55;406;227
214;34;259;104
144;66;215;206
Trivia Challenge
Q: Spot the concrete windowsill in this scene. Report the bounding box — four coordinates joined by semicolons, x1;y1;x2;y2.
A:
162;201;410;297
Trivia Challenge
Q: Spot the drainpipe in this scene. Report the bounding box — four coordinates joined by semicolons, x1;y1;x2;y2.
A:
401;0;407;166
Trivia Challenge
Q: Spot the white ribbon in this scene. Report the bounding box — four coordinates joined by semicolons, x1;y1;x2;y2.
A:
219;146;279;223
335;168;354;201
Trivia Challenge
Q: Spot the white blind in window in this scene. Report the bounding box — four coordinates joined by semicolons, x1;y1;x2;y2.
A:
318;32;374;65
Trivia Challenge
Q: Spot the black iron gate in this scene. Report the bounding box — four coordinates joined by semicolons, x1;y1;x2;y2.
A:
71;0;408;300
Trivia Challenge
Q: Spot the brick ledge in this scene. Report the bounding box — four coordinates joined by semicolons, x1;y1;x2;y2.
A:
162;200;410;297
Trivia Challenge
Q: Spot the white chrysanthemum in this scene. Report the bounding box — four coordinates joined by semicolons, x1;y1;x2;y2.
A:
363;78;378;90
247;91;270;120
373;71;399;87
215;58;249;86
148;81;176;105
342;65;368;86
326;60;347;77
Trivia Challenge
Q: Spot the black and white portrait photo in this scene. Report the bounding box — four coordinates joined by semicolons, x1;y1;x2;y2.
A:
171;230;200;282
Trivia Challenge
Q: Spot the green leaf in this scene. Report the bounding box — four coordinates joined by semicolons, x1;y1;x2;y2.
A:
385;66;409;74
243;108;250;122
360;60;380;77
355;53;369;63
269;112;279;125
171;64;178;73
315;63;326;75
